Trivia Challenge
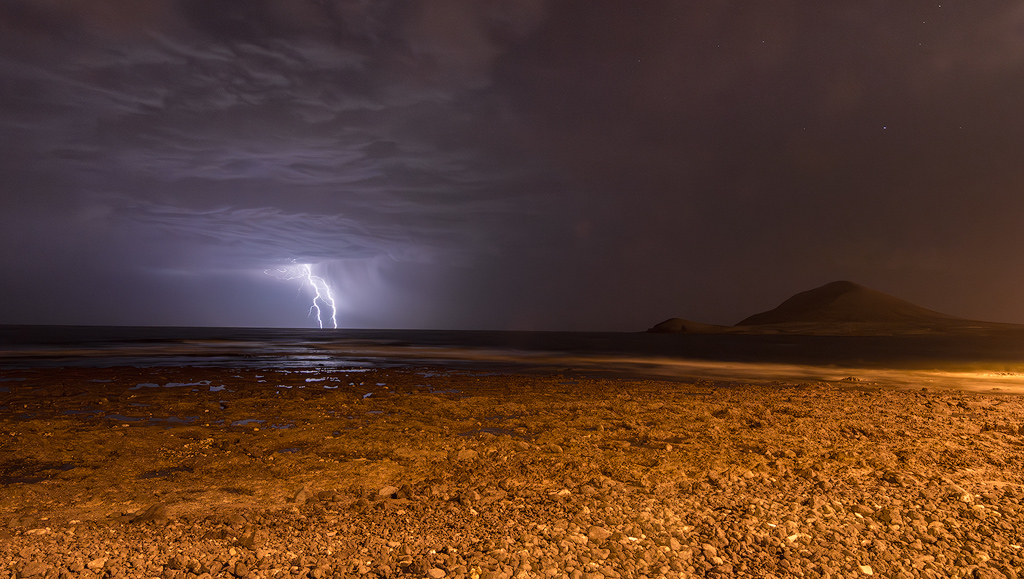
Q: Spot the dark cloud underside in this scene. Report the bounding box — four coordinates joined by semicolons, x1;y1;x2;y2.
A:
2;1;1024;328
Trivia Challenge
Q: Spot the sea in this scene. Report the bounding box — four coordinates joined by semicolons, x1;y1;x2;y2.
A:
4;325;1024;386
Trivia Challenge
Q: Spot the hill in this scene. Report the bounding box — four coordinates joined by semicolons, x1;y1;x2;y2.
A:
647;280;1019;335
735;280;958;326
647;318;730;333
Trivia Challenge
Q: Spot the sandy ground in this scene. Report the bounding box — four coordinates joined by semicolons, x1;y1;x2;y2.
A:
2;365;1024;579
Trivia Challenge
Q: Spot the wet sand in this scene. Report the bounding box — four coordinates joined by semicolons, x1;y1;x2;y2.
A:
2;364;1024;579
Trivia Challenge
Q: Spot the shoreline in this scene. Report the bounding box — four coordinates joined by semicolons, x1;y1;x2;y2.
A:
2;365;1023;578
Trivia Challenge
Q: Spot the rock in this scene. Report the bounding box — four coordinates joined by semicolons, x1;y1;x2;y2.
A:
86;558;107;571
203;529;228;540
233;561;249;577
875;507;900;525
317;490;341;501
459;489;482;505
378;485;399;498
19;561;50;577
131;503;168;524
859;564;874;575
545;444;564;454
588;526;612;542
427;568;446;578
225;513;247;528
237;528;259;548
288;486;310;504
853;504;874;516
457;449;479;461
166;554;185;570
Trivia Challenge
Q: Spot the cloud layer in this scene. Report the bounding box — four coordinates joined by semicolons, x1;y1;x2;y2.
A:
3;1;1024;328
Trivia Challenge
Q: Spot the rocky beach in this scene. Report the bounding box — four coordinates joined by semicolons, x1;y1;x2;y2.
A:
2;365;1023;579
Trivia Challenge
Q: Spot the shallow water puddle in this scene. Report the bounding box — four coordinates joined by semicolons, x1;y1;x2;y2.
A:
0;459;76;485
136;465;193;480
130;383;160;390
130;380;211;390
148;416;198;425
104;414;144;422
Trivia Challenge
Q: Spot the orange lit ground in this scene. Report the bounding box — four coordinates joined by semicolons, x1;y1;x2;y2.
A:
1;365;1022;579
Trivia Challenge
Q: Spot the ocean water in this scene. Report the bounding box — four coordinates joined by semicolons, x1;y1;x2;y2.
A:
0;325;765;372
4;324;1024;379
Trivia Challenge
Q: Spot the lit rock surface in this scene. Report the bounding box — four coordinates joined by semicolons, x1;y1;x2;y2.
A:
1;367;1023;578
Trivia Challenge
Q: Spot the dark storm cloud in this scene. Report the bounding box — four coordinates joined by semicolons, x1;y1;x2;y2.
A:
3;1;1024;328
0;0;552;323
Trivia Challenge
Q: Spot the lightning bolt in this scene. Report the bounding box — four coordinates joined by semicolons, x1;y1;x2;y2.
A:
265;263;338;329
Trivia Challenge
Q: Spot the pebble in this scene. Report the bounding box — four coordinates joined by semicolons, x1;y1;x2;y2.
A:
457;449;479;461
4;372;1024;579
288;486;309;504
19;562;50;577
86;558;107;570
588;526;613;542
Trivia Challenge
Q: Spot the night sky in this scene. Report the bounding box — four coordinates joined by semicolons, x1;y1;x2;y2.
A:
3;1;1024;330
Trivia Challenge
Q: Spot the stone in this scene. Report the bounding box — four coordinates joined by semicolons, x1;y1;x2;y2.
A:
131;503;168;524
86;558;107;571
588;526;613;542
427;568;446;578
875;508;899;525
457;449;479;461
238;528;259;548
859;564;874;575
20;562;50;577
166;554;186;570
378;485;399;498
288;486;310;504
225;513;247;528
233;561;249;577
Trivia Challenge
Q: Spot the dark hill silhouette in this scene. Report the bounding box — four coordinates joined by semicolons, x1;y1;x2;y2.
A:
645;280;1024;335
736;280;959;326
648;318;730;333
